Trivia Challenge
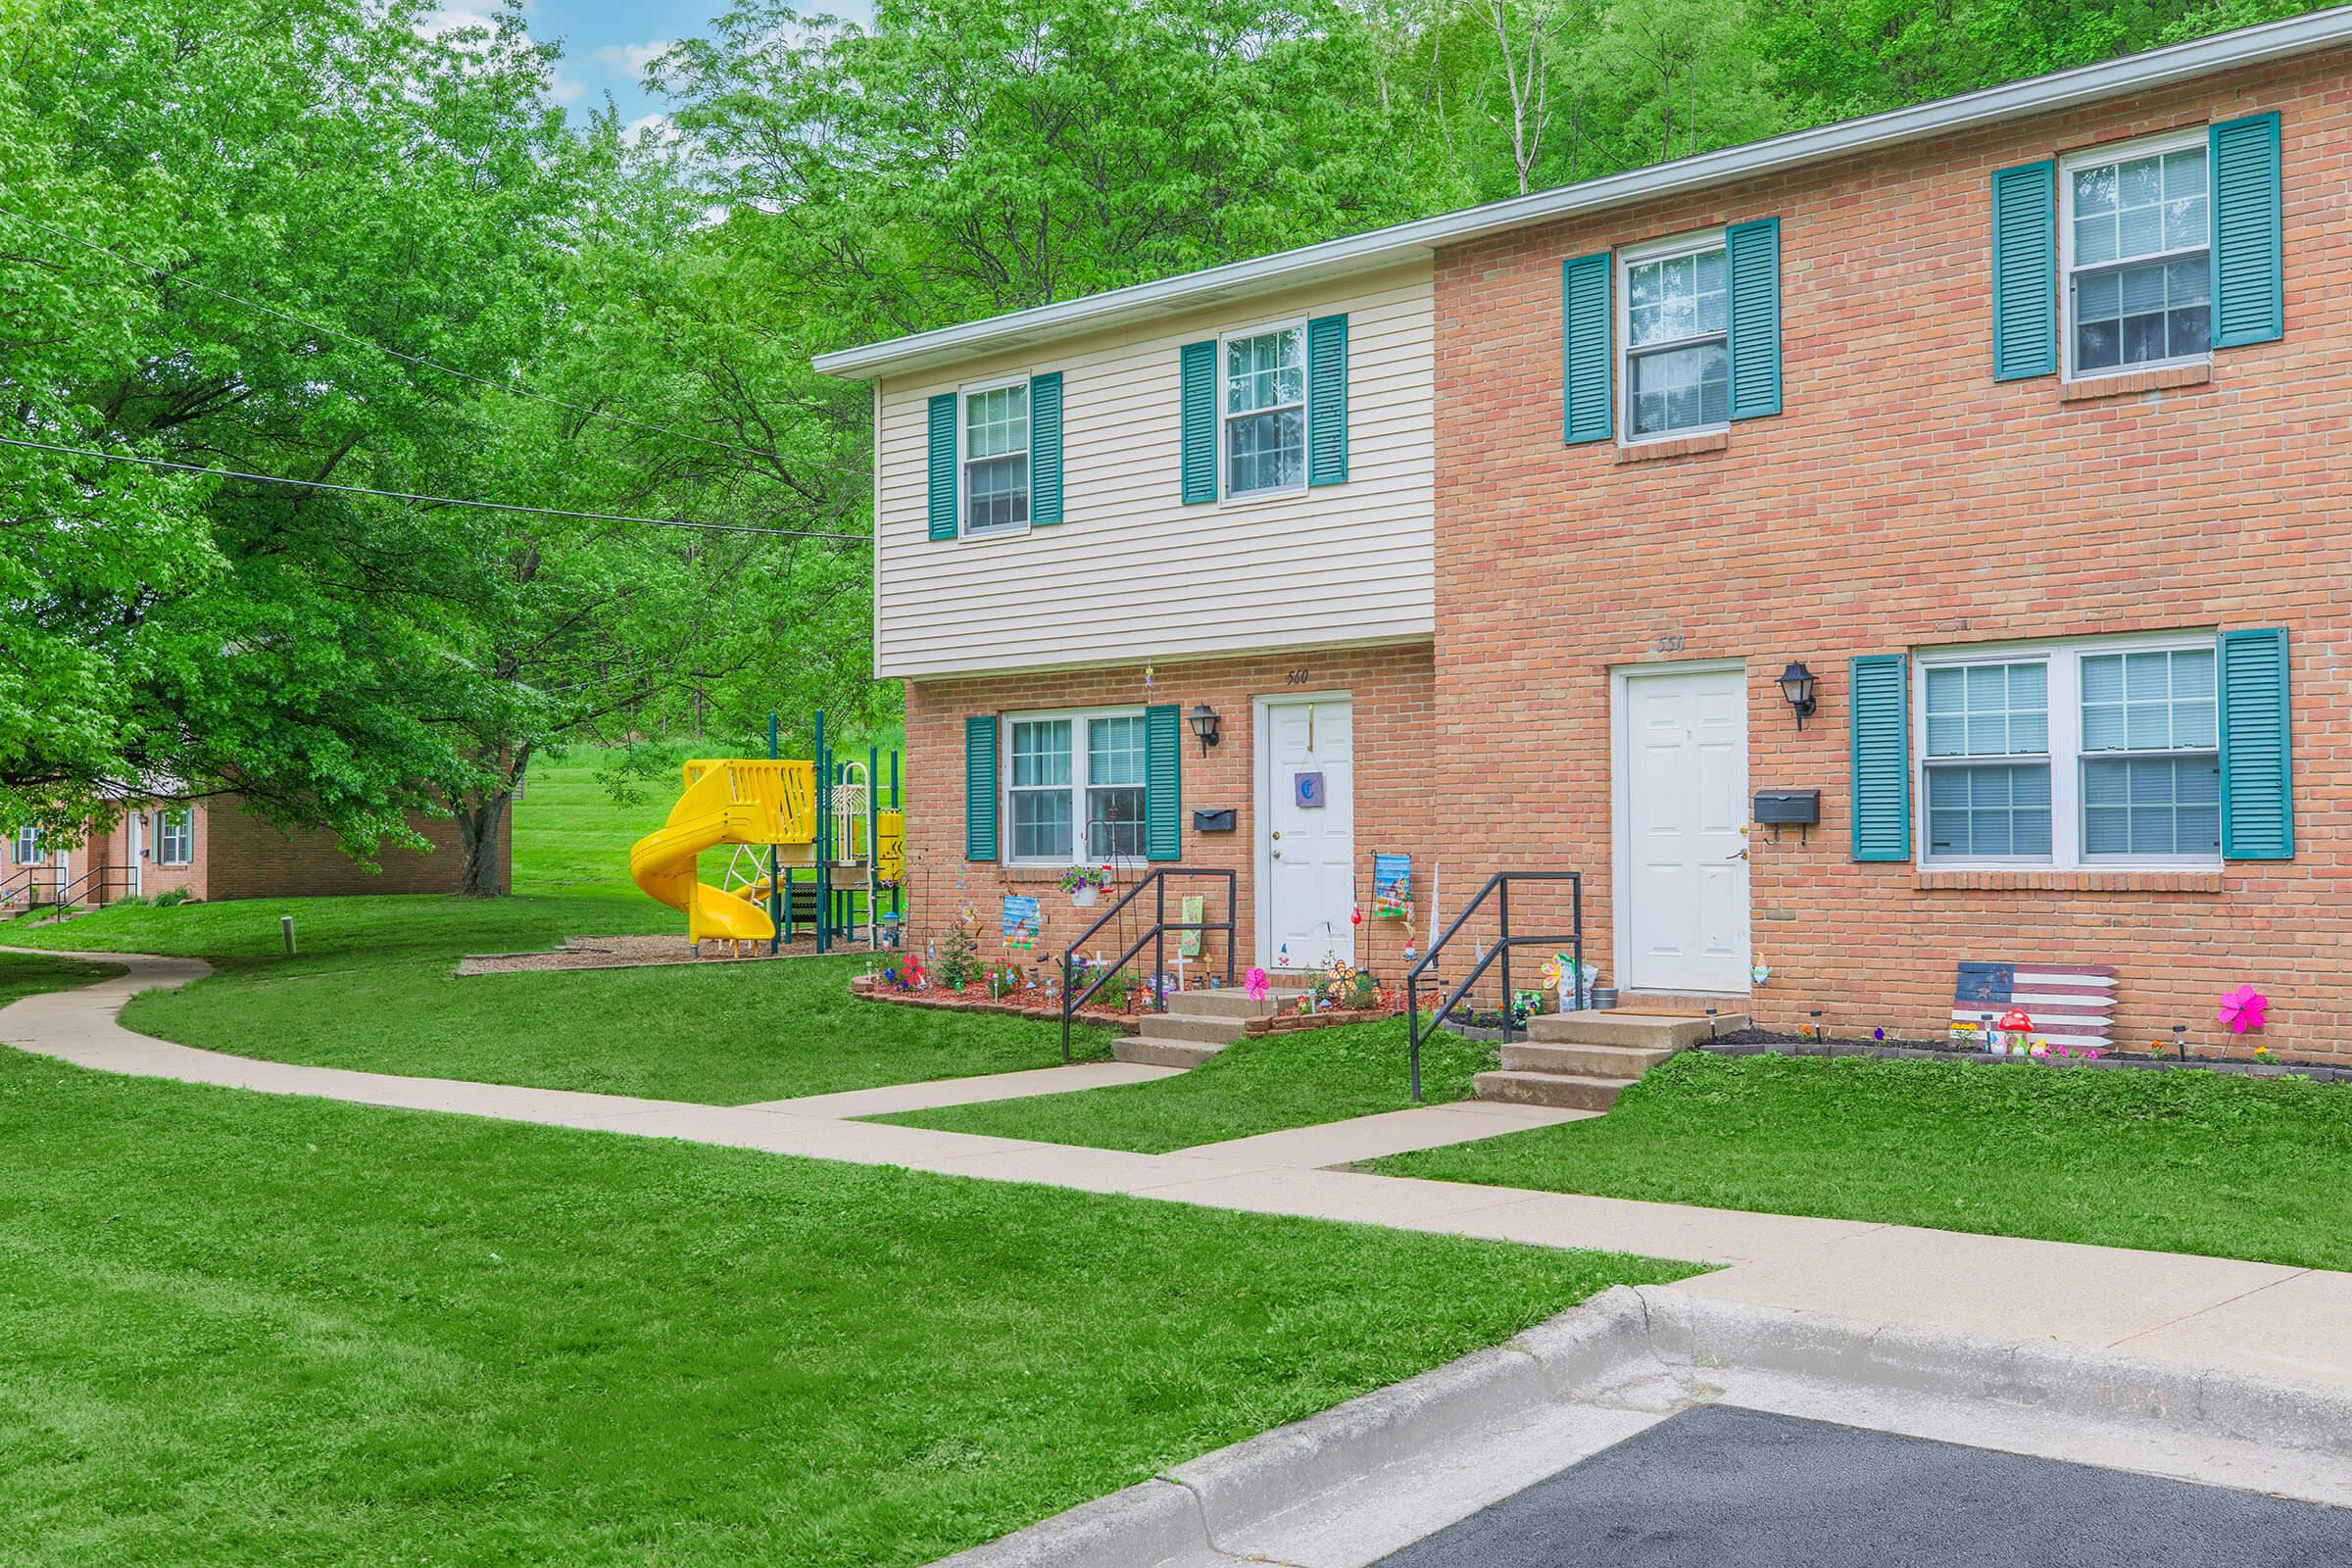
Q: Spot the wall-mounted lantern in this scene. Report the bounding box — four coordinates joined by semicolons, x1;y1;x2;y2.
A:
1776;662;1818;729
1188;703;1222;756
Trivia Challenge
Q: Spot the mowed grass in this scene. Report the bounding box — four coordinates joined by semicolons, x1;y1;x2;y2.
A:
878;1017;1495;1152
16;749;1107;1103
1373;1050;2352;1272
0;949;125;1007
25;896;1106;1104
0;1041;1693;1567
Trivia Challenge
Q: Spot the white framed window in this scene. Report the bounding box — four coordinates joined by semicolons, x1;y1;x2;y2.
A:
1620;230;1729;442
961;378;1030;535
1916;632;2220;871
153;808;193;866
1004;709;1148;864
12;827;40;864
1221;321;1306;498
2061;129;2212;380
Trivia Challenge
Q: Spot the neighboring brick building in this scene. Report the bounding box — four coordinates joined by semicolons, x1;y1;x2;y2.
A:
2;798;508;911
818;14;2352;1060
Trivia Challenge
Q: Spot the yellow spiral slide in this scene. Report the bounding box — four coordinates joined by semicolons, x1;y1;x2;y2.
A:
628;759;817;947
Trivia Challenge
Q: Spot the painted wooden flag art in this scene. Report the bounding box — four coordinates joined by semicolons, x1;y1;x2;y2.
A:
1952;961;2115;1051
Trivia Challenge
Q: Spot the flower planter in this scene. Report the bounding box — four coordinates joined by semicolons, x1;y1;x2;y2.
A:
1068;885;1099;909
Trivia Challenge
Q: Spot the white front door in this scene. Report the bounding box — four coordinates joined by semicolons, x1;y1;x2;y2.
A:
1617;664;1750;994
124;812;143;898
1259;695;1354;968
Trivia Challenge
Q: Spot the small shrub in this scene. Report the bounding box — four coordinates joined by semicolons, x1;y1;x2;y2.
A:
153;888;193;907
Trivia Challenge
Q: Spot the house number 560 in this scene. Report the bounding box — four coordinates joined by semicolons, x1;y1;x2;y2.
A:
1286;668;1312;684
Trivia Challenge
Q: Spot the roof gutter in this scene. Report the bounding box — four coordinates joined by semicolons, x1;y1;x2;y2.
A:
813;6;2352;379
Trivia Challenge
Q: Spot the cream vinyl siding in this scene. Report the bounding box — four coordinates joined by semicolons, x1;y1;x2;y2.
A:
873;263;1434;678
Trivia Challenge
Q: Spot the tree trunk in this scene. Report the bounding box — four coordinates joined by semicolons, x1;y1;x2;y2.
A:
455;790;512;898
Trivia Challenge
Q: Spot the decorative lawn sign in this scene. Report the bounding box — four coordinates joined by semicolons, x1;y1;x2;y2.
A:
1372;854;1411;919
1294;771;1326;808
1179;894;1204;958
1001;895;1041;953
1952;961;2114;1051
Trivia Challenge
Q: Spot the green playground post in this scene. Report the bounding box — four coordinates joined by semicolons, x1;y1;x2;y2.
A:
767;710;781;955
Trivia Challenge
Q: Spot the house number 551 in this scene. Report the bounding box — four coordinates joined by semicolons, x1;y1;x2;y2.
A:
1653;634;1687;653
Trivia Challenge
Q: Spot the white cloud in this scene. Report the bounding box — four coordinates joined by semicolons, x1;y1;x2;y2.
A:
549;72;589;106
591;39;675;77
622;113;674;148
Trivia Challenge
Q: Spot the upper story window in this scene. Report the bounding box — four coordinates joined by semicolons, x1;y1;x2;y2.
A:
153;808;193;866
2063;134;2210;378
962;380;1029;535
1919;635;2219;870
1223;324;1305;497
1006;710;1147;864
1622;235;1729;440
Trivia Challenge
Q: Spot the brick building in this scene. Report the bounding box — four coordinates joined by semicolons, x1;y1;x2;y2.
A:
816;14;2350;1059
2;798;508;911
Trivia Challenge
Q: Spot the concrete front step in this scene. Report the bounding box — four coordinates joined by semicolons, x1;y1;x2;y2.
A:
1527;1010;1748;1051
1498;1040;1674;1079
1473;1069;1627;1111
1111;1036;1226;1068
1164;989;1303;1020
1138;1012;1248;1045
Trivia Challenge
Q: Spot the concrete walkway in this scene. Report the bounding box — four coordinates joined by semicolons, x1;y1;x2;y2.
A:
9;951;2352;1395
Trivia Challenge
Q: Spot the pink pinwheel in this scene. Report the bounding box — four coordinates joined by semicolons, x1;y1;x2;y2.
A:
1245;966;1270;1002
2218;984;2269;1034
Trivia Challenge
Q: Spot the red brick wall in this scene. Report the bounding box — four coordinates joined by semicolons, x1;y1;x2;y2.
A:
1432;54;2352;1058
904;642;1436;981
203;801;508;900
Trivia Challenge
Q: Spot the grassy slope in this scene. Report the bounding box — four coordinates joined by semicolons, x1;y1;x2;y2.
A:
0;950;125;1007
877;1017;1494;1152
1374;1051;2352;1272
0;1050;1691;1567
14;752;1107;1103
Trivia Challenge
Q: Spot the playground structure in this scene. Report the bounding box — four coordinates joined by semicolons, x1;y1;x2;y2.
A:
627;713;905;956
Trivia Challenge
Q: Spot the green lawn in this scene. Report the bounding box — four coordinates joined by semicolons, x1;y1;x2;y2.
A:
9;749;1102;1103
0;950;125;1008
22;895;1106;1104
0;1045;1691;1567
1373;1050;2352;1273
876;1017;1496;1152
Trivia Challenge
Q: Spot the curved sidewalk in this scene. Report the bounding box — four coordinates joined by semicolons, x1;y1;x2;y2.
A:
9;950;2351;1395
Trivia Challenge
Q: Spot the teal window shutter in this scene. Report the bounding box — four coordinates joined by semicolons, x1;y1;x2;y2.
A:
1850;654;1911;861
2210;113;2283;349
964;715;998;861
1726;218;1782;419
1561;252;1612;443
1144;704;1181;861
927;393;958;540
1179;341;1216;503
1990;161;2056;381
1305;313;1348;486
1028;371;1063;525
2219;628;2292;859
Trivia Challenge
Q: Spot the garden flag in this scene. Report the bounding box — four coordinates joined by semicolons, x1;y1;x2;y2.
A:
1952;961;2115;1051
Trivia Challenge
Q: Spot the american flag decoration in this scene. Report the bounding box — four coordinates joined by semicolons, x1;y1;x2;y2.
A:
1953;962;2115;1051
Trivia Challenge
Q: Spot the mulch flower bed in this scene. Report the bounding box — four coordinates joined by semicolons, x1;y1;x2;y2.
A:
847;974;1140;1024
1700;1027;2352;1084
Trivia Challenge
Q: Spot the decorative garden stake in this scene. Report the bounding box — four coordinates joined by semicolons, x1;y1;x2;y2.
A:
2217;984;2269;1035
1245;966;1270;1003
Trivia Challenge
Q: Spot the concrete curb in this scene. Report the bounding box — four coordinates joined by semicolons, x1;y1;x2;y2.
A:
930;1285;2352;1567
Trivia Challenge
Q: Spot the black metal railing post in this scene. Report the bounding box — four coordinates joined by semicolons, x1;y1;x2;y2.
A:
1154;875;1167;1014
1402;870;1585;1102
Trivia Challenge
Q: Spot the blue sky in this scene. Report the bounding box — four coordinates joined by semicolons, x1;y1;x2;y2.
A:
430;1;872;134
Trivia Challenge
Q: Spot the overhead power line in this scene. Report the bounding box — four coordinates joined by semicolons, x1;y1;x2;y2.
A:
0;435;869;543
0;202;785;465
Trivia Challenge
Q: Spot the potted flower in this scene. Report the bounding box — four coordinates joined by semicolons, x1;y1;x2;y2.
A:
1057;863;1112;908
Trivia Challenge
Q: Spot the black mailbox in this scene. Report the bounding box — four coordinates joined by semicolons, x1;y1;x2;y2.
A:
1753;790;1821;826
1192;808;1237;833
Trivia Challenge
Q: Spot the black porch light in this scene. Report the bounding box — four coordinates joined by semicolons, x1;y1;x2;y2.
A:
1187;703;1221;756
1777;662;1818;729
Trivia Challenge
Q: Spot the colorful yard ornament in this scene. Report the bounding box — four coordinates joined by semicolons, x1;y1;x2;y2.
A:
2218;984;2269;1034
1539;956;1566;991
1995;1006;2034;1054
1245;966;1271;1002
1750;961;1772;987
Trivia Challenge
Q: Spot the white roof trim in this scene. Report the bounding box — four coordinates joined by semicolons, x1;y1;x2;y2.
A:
813;7;2352;379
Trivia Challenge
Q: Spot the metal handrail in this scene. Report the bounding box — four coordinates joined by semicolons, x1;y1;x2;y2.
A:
1059;867;1238;1063
43;861;139;915
1404;870;1584;1102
